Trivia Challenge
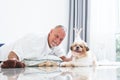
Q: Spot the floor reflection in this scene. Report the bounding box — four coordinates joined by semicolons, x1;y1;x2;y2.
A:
0;66;120;80
0;68;25;80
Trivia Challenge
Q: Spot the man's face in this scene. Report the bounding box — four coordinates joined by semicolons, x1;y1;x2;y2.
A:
48;27;66;48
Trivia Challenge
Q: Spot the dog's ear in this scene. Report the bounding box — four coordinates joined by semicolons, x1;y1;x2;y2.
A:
85;46;89;51
70;45;73;51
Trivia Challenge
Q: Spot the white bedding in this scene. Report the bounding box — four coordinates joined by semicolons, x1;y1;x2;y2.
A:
23;55;63;67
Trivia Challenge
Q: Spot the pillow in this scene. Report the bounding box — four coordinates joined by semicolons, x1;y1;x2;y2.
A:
23;55;62;67
0;43;4;47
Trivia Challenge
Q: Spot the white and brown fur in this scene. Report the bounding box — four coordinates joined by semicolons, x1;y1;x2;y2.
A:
61;28;97;67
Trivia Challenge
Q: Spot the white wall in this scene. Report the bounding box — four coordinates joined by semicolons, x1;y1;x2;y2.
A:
89;0;118;61
0;0;69;51
118;0;120;33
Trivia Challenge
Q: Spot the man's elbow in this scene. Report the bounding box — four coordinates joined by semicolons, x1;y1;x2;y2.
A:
8;51;19;60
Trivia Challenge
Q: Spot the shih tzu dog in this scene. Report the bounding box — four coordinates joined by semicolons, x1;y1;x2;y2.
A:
60;28;97;67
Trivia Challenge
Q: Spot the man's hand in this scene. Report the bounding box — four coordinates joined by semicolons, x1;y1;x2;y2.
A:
1;60;25;68
60;55;73;62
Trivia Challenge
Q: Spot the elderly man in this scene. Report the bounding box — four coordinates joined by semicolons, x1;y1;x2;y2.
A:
0;25;72;68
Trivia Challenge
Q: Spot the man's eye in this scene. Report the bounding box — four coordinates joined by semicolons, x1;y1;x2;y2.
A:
55;34;59;38
60;38;63;41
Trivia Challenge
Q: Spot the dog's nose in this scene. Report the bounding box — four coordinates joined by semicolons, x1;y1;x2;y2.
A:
76;46;79;49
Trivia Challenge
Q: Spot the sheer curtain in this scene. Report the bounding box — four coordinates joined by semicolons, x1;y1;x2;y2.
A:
88;0;118;62
67;0;88;52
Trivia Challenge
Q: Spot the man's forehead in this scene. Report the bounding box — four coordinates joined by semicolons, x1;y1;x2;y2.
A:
54;28;65;34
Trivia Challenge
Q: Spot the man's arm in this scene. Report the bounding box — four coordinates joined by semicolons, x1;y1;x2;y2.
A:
60;56;73;62
8;51;19;60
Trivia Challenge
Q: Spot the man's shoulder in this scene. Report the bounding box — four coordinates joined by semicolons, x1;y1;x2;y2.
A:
53;46;62;50
53;46;65;53
23;33;48;39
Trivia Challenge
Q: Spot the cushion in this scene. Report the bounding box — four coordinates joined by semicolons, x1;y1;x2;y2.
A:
23;55;62;67
0;43;4;47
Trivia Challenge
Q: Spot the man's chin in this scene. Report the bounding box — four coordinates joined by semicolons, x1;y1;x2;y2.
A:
50;45;54;48
51;44;57;48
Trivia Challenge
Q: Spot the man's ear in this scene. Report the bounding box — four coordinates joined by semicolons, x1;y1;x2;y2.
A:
50;29;53;33
50;29;54;34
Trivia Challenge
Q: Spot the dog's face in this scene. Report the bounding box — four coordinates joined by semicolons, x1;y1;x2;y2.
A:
70;41;89;58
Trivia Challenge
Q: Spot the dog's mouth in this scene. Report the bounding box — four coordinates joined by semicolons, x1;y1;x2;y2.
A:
73;50;82;53
74;47;83;53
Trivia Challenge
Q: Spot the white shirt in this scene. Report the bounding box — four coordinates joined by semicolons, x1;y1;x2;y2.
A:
0;33;65;61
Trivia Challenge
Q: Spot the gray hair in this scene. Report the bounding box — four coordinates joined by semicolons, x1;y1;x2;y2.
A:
54;25;67;33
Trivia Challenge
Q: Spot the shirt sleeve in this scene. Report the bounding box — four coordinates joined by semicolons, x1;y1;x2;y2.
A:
53;46;66;57
11;34;32;61
12;40;24;61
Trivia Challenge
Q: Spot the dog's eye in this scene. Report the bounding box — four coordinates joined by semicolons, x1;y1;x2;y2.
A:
80;45;83;48
74;44;77;46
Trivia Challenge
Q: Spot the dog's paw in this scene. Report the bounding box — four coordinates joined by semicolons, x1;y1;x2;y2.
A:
38;61;58;67
60;62;75;67
60;62;66;67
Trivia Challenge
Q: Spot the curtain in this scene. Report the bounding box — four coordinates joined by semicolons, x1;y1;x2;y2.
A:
67;0;88;52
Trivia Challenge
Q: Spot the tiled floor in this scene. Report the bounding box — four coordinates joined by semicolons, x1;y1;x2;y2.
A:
0;66;120;80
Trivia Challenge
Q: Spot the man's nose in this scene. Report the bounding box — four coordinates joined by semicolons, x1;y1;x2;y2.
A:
55;38;61;44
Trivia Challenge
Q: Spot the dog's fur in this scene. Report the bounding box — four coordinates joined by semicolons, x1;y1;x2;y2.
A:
38;61;58;67
61;41;97;67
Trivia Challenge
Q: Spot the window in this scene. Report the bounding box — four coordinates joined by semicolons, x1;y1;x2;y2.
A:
88;0;118;62
116;0;120;61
